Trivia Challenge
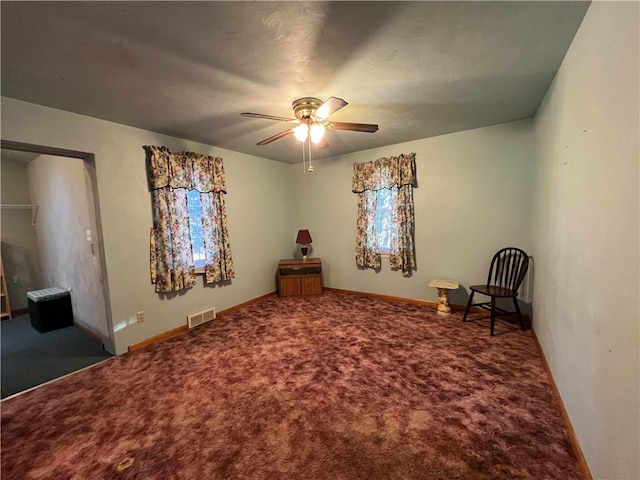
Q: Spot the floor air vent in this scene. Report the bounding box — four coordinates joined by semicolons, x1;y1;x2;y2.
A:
187;307;216;329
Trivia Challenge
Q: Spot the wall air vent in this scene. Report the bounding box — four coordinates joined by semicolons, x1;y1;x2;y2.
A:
187;307;216;329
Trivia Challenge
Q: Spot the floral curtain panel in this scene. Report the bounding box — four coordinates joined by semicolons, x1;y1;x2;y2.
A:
145;145;235;293
149;186;195;292
352;153;416;277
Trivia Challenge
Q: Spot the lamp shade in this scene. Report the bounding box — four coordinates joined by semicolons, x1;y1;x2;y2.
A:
295;229;312;244
294;123;309;142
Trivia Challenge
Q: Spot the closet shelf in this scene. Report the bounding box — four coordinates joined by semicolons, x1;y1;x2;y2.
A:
0;204;39;225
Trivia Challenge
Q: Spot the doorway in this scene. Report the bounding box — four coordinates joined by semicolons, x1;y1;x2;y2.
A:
0;140;114;395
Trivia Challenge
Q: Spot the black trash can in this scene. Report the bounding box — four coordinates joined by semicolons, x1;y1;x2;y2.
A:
27;287;73;333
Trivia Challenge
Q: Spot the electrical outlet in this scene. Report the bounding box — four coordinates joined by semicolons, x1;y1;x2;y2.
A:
136;311;144;323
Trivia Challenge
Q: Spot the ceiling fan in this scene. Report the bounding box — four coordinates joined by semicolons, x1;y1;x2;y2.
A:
241;96;378;148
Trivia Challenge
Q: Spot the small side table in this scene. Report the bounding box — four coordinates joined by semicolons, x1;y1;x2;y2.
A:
277;258;323;297
428;279;459;316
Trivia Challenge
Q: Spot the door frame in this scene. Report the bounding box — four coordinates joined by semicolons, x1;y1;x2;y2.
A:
1;139;115;354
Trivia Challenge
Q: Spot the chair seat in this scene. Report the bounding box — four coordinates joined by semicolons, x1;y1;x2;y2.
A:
469;284;518;298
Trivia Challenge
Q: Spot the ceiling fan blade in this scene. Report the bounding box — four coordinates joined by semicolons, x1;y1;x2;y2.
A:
329;121;379;133
314;97;348;120
256;129;293;145
241;112;296;123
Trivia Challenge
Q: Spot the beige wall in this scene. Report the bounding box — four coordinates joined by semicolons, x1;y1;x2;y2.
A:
0;156;43;309
1;97;295;354
291;120;535;306
531;2;639;478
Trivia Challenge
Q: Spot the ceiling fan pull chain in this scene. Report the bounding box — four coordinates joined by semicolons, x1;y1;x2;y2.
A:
302;140;306;174
307;138;314;172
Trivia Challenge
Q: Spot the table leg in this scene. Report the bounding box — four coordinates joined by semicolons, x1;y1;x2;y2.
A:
436;287;452;316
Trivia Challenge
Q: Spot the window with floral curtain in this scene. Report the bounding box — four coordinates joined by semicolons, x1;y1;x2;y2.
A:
144;145;235;293
352;153;417;277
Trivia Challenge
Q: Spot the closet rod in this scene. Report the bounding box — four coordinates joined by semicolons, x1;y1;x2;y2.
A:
0;204;39;225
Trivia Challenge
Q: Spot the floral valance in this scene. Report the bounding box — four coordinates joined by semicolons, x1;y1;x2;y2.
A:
144;145;227;193
352;153;416;193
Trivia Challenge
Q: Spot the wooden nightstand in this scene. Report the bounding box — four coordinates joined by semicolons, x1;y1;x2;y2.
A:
277;258;323;297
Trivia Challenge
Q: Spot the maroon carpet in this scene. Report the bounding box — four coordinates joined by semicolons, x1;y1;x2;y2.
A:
1;291;583;479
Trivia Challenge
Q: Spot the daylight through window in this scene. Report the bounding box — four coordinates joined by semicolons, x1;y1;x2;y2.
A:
374;187;396;254
187;190;206;268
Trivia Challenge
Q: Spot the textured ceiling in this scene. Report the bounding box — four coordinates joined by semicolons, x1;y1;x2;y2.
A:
1;1;590;164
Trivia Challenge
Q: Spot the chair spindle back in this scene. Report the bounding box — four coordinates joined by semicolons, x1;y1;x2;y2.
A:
486;247;529;292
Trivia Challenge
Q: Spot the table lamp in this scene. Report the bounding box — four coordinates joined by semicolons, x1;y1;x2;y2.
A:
296;229;312;260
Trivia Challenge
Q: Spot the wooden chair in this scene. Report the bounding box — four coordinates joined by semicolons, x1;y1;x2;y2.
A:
463;247;529;335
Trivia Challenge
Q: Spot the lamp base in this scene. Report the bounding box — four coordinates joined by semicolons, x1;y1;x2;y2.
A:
301;246;309;260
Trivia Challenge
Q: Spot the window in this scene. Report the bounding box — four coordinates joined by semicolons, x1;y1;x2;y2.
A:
374;187;395;254
352;153;416;277
146;145;235;293
187;190;206;268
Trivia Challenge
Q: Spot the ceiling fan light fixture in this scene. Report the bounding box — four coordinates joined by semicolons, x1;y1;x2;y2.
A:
310;124;325;144
294;123;309;142
241;96;378;149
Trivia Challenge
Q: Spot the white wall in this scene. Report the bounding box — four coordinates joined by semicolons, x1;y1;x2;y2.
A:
0;157;43;309
531;2;639;479
27;154;109;341
292;119;535;306
1;97;295;354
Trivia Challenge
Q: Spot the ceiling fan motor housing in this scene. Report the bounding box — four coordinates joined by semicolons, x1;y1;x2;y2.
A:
293;97;323;120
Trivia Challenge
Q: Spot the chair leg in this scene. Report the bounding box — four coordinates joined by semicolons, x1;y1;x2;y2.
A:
513;297;525;331
490;296;496;336
463;291;475;322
